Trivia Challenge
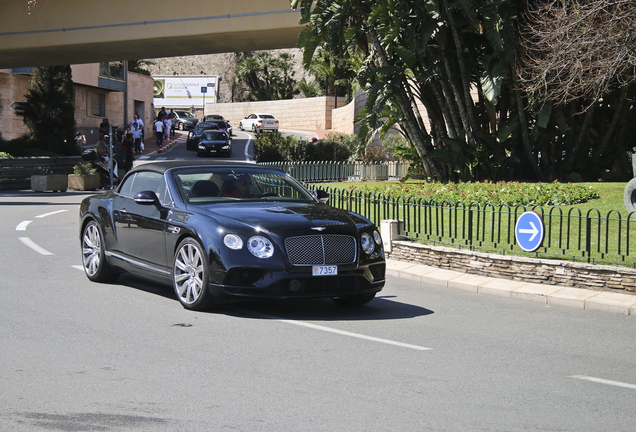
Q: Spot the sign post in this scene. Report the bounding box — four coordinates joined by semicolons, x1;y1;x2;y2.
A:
515;211;545;252
201;86;207;118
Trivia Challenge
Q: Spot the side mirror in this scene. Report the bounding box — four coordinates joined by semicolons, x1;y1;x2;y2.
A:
134;190;160;207
314;189;330;203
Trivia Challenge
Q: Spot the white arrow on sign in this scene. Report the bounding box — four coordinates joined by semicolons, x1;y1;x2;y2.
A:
518;222;538;241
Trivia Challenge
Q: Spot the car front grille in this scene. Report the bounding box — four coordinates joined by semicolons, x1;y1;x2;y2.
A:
284;235;356;266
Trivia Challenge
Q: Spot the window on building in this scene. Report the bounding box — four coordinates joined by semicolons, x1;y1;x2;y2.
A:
90;92;106;117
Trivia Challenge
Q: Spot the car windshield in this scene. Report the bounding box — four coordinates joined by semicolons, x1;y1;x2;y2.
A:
172;167;316;204
177;111;194;118
202;131;227;141
259;114;275;119
194;123;219;133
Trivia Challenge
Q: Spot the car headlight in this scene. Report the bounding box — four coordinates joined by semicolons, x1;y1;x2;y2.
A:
373;230;382;245
223;234;243;250
361;232;375;255
247;236;274;258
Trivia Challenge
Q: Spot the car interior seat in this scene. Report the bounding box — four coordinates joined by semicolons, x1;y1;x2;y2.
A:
190;180;219;199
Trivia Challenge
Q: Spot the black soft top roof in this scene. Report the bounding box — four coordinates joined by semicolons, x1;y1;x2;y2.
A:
127;160;258;175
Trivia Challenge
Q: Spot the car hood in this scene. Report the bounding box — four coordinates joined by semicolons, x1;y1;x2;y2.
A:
193;202;368;235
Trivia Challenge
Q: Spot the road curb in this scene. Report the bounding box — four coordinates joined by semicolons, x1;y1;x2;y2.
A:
386;258;636;316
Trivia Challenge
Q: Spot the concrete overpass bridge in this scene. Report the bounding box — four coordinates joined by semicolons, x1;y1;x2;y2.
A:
0;0;303;69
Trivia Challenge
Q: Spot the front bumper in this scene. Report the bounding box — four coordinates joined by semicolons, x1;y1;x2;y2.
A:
210;262;386;299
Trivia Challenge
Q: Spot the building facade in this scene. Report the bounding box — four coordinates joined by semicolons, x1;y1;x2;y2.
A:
0;62;154;146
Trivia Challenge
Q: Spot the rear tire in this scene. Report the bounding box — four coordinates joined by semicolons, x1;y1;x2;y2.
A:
332;292;377;306
173;238;215;311
81;220;119;283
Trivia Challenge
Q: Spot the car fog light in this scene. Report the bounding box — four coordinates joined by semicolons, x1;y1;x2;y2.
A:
223;234;243;250
289;279;302;292
247;236;274;258
361;232;375;254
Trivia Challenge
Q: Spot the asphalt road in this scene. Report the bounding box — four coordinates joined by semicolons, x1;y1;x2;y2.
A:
2;191;636;431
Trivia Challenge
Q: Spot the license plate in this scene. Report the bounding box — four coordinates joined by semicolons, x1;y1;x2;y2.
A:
312;265;337;276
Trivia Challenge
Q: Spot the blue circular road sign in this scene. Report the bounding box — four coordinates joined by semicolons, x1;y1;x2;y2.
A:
515;211;545;252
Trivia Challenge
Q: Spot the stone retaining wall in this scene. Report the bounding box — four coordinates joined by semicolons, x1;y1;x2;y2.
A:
209;96;346;132
389;240;636;293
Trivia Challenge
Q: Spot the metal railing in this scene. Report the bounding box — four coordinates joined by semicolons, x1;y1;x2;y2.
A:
310;186;636;268
0;156;82;190
258;160;411;182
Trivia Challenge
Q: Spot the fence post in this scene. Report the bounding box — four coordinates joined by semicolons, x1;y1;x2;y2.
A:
585;216;592;261
468;208;473;247
380;219;404;254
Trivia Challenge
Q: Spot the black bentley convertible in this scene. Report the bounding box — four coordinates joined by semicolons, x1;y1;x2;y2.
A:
79;161;386;311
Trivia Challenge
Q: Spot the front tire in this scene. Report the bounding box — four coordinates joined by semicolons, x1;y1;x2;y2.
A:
332;292;377;306
178;123;184;131
173;238;215;311
81;220;119;283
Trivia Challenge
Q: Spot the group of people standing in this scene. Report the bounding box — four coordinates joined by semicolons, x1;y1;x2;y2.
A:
153;107;177;148
113;113;145;174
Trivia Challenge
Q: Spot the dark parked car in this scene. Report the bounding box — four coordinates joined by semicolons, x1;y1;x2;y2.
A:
173;111;199;130
79;161;386;311
202;114;224;122
205;119;232;138
186;121;220;151
196;130;232;157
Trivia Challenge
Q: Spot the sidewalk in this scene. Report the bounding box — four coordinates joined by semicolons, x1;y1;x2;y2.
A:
386;258;636;316
139;130;186;156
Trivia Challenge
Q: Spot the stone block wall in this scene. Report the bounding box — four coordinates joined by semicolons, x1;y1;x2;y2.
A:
0;71;31;140
209;96;346;131
389;240;636;293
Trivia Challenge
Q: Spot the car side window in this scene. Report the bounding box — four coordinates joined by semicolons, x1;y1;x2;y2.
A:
129;171;164;199
118;173;135;198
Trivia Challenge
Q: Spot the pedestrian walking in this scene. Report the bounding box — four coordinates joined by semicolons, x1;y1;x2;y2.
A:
154;117;164;147
132;123;143;154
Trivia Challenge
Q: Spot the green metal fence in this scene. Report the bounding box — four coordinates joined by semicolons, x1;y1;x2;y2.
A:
309;185;636;268
259;160;411;182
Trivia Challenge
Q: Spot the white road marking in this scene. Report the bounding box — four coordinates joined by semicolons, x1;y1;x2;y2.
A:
16;220;32;231
71;265;84;271
18;237;53;256
260;315;432;351
36;209;68;218
570;375;636;390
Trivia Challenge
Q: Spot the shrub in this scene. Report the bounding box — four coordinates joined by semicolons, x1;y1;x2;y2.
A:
253;131;305;162
346;180;600;207
323;132;364;159
305;139;351;161
382;134;409;160
0;152;12;158
362;146;386;163
73;162;97;175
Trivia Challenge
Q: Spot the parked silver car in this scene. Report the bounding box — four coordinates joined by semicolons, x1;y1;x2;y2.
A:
174;111;199;130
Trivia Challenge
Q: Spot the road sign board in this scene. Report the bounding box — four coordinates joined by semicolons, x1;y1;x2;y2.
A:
515;211;545;252
201;86;207;93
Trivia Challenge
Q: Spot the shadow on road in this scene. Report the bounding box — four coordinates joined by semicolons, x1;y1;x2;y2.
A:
118;274;433;321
